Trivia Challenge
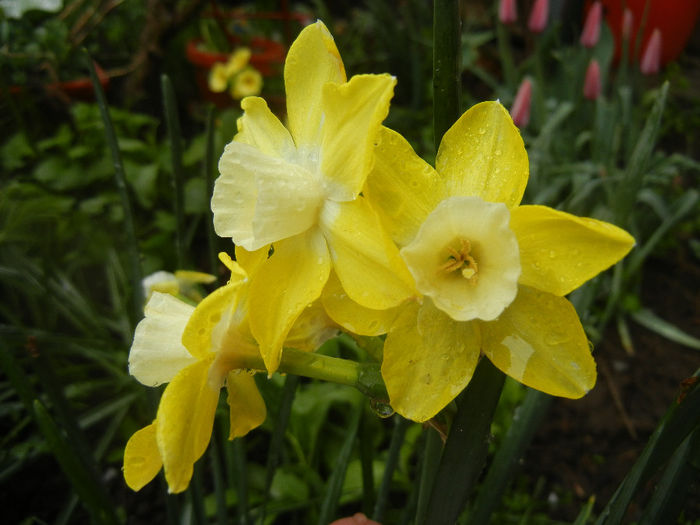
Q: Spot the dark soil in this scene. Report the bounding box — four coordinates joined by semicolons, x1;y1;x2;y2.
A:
527;253;700;522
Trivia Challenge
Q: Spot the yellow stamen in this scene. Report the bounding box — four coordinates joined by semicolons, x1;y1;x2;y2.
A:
438;238;478;283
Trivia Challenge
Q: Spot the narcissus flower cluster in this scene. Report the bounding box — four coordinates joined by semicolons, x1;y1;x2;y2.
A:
124;20;634;493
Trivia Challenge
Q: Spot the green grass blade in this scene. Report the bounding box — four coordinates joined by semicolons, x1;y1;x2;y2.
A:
33;400;120;525
414;426;444;525
359;409;376;515
573;496;596;525
260;374;300;523
595;369;700;525
85;50;143;324
231;437;249;525
625;189;699;278
432;0;461;149
209;429;229;525
317;398;363;525
373;415;410;522
161;74;187;269
630;309;700;350
467;389;553;525
616;82;669;223
639;427;699;525
425;358;506;525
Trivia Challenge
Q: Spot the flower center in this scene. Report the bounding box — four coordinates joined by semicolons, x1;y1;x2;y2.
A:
438;238;479;283
400;195;521;322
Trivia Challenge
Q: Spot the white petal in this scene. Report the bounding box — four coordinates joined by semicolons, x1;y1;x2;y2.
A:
129;292;197;386
213;142;324;251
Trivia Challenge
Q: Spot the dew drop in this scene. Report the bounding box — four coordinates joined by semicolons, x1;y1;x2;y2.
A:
370;398;395;418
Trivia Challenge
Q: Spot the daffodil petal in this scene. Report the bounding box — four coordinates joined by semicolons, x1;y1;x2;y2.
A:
226;371;267;439
367;127;445;246
382;301;481;422
156;357;219;493
123;422;162;491
437;101;528;209
320;198;415;310
511;205;635;296
320;74;396;201
285;300;338;351
285;20;346;148
481;286;596;398
322;271;399;336
182;282;242;359
218;252;248;284
214;141;324;251
234;245;268;278
249;229;331;374
235;97;295;159
129;292;196;387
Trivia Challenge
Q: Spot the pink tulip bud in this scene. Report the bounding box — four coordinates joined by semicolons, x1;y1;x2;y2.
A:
580;2;602;48
510;77;533;128
583;59;601;100
622;8;634;41
330;513;381;525
640;28;662;75
499;0;517;24
528;0;549;33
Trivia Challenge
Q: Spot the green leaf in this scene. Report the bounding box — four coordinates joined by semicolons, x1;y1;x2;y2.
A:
32;400;119;525
317;397;362;525
630;309;700;350
424;358;506;525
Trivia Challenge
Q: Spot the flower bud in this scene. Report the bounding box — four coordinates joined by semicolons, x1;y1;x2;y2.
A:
528;0;549;33
499;0;517;24
583;59;601;100
510;77;533;128
580;2;602;48
621;8;634;41
640;28;662;75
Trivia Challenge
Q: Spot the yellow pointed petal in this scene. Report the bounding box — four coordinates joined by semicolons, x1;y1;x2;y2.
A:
511;205;635;296
437;101;528;209
322;271;398;336
129;292;196;387
285;300;338;351
214;142;324;251
320;74;396;201
320;198;415;310
226;371;267;439
481;286;596;398
382;301;481;422
234;97;295;159
123;422;162;491
174;270;217;284
367;127;445;246
156;358;219;493
234;245;268;278
182;282;242;360
218;252;248;283
249;230;331;374
285;20;346;148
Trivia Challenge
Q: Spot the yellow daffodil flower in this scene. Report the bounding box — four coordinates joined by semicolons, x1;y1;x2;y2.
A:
231;67;263;99
357;101;636;422
211;21;415;375
123;255;336;492
208;62;230;93
225;47;252;77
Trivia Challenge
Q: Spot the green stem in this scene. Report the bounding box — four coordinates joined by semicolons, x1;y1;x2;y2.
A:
496;22;516;91
433;0;461;150
233;347;387;399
